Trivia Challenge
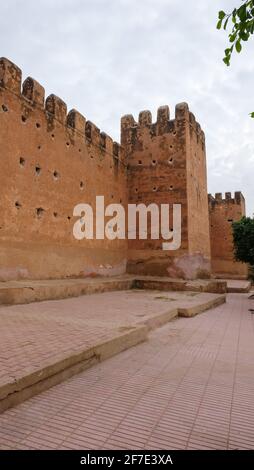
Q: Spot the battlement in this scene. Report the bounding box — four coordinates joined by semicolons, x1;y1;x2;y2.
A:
0;58;128;281
0;57;122;163
208;192;245;207
121;103;205;146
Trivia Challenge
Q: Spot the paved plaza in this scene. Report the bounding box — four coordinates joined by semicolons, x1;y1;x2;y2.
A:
0;293;253;450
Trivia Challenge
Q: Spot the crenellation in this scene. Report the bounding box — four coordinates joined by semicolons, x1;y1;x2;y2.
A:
189;112;196;128
67;109;86;133
121;114;137;129
100;132;114;155
175;102;189;120
85;120;100;145
0;57;22;95
121;103;205;154
196;122;201;136
234;191;245;205
138;110;152;127
157;105;169;123
45;94;67;125
22;77;45;107
209;192;245;205
100;131;106;149
156;105;170;134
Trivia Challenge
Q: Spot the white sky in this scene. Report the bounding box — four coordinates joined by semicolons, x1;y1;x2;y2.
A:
1;0;253;215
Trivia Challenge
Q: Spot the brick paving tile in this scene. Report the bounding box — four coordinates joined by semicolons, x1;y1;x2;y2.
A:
0;293;254;450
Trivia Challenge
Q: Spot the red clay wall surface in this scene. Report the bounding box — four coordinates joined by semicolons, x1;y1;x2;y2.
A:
1;57;246;282
121;103;211;279
0;58;127;280
208;192;248;279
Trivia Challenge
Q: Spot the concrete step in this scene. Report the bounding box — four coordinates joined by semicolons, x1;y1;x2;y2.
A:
0;275;227;306
0;277;133;305
225;280;251;293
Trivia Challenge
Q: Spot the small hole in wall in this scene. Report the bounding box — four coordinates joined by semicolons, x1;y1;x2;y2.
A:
120;199;122;204
79;149;81;153
66;142;70;147
153;187;158;192
53;171;60;180
111;194;114;199
138;160;142;165
135;188;138;193
35;165;41;175
51;134;55;139
151;160;157;166
168;157;173;164
228;219;233;223
36;123;41;129
169;145;173;149
173;131;176;136
38;145;41;150
36;208;44;218
2;104;8;112
90;155;94;159
19;157;25;167
15;201;21;209
53;212;58;218
67;216;71;221
169;185;174;191
21;115;27;123
80;181;84;190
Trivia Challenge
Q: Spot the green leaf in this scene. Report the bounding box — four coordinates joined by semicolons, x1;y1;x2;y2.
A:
235;40;242;52
240;31;249;41
250;112;254;118
224;17;229;30
229;32;237;42
218;10;226;20
225;46;233;56
223;57;230;66
217;19;222;30
237;4;247;22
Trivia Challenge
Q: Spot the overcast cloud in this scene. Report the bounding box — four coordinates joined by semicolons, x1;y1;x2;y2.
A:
1;0;253;214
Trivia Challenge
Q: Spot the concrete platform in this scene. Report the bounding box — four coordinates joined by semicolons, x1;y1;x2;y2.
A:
224;279;251;293
0;275;227;306
0;289;225;413
133;276;227;294
0;277;133;306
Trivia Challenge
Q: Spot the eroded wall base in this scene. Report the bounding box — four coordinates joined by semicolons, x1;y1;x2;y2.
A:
127;252;211;280
0;243;127;281
211;258;248;280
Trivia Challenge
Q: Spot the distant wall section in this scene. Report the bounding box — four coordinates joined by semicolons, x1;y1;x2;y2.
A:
208;192;248;279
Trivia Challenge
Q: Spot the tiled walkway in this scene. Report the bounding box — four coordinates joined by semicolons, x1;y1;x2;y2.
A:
0;290;222;393
0;293;253;450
